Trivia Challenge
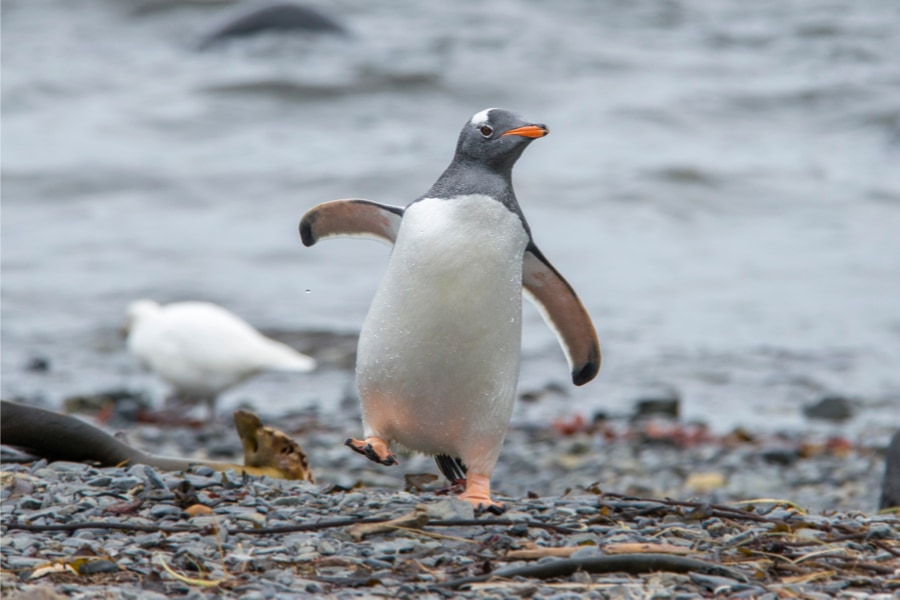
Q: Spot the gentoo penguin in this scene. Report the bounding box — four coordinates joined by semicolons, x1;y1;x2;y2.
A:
125;300;316;416
299;108;599;512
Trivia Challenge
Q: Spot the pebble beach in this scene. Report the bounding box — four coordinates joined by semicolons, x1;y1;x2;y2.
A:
2;408;898;599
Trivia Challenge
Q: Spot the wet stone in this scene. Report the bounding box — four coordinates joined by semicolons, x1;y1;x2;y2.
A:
426;498;475;521
149;504;182;518
235;512;267;527
110;476;143;491
16;496;43;510
139;465;168;489
6;556;47;570
134;532;163;548
145;489;176;502
271;495;306;507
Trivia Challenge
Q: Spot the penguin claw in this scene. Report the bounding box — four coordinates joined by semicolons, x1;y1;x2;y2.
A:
344;437;398;466
457;473;505;515
479;502;508;516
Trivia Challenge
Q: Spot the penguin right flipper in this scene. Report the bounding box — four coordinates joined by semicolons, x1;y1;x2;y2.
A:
523;244;601;386
299;199;403;247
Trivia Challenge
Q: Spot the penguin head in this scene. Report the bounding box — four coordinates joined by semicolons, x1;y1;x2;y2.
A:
454;108;548;170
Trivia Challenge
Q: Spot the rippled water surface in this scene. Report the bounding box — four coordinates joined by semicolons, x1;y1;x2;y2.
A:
3;0;899;437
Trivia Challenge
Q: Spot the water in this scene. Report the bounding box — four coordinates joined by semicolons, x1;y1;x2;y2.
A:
3;0;899;438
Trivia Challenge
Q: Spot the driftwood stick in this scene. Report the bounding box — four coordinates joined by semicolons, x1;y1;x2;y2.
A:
435;553;750;590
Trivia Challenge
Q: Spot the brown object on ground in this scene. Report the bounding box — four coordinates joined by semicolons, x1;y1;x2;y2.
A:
234;409;314;482
347;507;430;541
0;400;312;481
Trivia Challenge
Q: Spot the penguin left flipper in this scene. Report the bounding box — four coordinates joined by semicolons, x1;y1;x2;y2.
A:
299;199;403;247
523;245;601;386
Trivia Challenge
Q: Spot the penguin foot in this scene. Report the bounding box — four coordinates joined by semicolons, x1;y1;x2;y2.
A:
458;473;506;515
344;437;398;466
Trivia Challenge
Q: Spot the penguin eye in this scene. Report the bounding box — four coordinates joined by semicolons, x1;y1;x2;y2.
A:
479;125;493;138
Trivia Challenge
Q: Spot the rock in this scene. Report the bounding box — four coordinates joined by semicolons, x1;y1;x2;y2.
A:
9;585;68;600
316;539;337;556
879;430;900;510
632;395;680;421
424;498;475;521
802;395;854;421
24;357;51;373
149;504;182;519
196;2;349;51
761;448;798;466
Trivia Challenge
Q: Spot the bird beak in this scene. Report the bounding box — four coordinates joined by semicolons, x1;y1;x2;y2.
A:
501;124;549;138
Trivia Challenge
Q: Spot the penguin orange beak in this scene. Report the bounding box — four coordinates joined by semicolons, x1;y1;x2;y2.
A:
501;124;549;138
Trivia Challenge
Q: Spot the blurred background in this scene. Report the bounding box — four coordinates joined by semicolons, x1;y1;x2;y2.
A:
2;0;899;440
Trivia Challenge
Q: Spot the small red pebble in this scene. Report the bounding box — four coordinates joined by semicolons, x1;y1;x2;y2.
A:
552;414;587;436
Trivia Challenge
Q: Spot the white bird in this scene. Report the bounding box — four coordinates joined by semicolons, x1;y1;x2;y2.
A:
124;299;316;415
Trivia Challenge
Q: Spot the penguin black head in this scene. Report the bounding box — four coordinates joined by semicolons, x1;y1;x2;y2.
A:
454;108;549;171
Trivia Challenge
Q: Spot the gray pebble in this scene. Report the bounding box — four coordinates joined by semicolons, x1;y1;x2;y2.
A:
6;556;47;569
134;532;164;548
317;539;338;555
235;511;267;527
570;546;603;559
271;495;306;507
363;557;393;570
140;465;168;489
192;465;216;477
149;503;182;518
426;498;475;521
110;476;143;491
16;496;43;510
145;489;176;502
45;461;90;473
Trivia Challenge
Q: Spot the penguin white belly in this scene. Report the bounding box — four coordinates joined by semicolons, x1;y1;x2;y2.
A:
357;195;529;472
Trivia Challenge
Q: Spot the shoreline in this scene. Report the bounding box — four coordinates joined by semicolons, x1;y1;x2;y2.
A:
3;410;897;598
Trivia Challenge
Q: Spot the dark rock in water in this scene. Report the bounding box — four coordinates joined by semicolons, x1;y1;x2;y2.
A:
196;1;348;50
24;356;51;373
879;430;900;510
631;394;680;421
802;395;854;421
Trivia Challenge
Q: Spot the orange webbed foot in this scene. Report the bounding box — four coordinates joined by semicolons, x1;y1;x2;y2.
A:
344;437;398;466
458;473;506;515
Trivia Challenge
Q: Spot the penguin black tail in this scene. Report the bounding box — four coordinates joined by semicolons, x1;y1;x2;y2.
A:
435;454;467;484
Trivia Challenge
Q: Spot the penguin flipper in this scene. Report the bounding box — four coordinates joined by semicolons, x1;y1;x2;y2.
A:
523;244;601;386
299;199;403;247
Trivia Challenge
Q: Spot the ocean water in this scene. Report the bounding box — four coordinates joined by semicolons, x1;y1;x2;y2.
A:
2;0;899;438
